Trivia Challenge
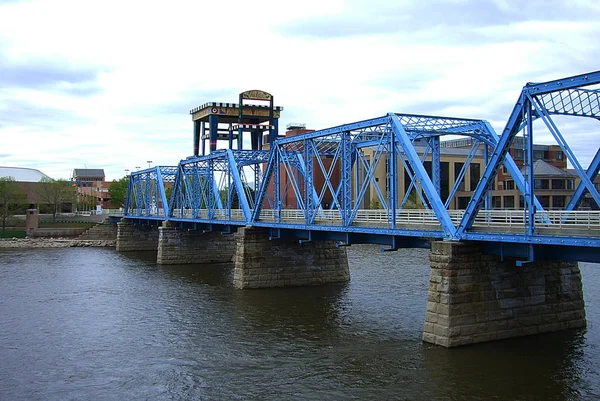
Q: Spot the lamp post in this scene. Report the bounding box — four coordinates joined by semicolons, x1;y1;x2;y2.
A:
135;166;140;171
147;160;153;168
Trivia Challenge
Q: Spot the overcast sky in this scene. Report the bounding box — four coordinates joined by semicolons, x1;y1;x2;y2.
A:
0;0;598;181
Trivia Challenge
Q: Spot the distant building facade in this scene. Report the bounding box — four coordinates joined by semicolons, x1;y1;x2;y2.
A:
72;169;112;209
0;166;51;205
362;137;596;210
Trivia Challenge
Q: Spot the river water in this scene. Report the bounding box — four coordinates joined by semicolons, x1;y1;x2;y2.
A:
0;246;598;400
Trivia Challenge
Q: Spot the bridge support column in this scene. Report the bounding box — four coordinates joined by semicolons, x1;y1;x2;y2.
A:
233;227;350;289
116;219;160;252
157;221;237;265
423;241;586;347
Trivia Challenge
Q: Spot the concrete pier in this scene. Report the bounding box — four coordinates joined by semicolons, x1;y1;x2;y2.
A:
233;227;350;289
423;241;586;347
157;221;237;265
116;220;159;252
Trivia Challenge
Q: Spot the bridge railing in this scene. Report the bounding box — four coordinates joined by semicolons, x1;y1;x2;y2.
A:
171;209;246;221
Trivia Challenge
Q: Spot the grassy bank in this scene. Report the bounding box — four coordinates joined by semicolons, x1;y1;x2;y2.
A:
13;222;94;229
0;229;26;238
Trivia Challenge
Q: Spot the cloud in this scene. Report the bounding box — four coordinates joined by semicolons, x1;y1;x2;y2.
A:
278;0;600;40
0;59;102;92
0;0;598;179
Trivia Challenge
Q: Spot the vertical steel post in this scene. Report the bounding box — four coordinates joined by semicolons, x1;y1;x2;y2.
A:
304;139;314;224
525;99;535;236
431;136;441;196
274;150;281;222
389;126;397;228
209;114;218;153
272;117;279;146
483;144;490;210
193;120;200;156
201;122;206;156
341;131;352;226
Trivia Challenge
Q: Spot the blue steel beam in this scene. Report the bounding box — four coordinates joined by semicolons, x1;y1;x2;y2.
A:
524;70;600;96
444;140;479;209
226;149;252;222
537;88;600;118
389;113;456;237
276;116;389;144
566;148;600;211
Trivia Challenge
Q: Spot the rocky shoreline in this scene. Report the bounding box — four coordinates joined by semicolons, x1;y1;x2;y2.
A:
0;238;116;248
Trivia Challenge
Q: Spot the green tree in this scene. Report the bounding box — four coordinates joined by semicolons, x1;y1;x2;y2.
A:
165;186;173;206
37;177;76;222
220;184;255;209
108;176;129;207
0;177;26;231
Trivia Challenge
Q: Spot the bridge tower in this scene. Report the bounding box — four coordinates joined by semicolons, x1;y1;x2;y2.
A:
189;90;283;155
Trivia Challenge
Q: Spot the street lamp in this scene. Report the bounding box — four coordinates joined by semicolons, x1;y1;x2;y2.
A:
124;169;130;176
135;166;140;171
147;160;153;168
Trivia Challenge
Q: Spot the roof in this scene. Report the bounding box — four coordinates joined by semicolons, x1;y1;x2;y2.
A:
520;159;576;178
0;167;51;182
73;168;105;178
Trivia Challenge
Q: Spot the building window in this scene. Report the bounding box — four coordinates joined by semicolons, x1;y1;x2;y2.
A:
492;196;502;209
504;196;515;209
469;163;480;192
553;196;565;208
556;151;564;161
552;179;565;190
568;180;575;190
454;162;465;191
505;180;515;190
458;197;470;209
533;150;549;160
513;149;524;160
534;179;549;190
539;196;550;208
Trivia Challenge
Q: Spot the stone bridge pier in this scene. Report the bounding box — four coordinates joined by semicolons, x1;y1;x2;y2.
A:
117;221;350;289
116;220;160;252
423;241;586;347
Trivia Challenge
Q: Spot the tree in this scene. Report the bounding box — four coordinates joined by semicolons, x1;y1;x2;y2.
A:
108;176;129;208
0;177;26;231
37;177;76;222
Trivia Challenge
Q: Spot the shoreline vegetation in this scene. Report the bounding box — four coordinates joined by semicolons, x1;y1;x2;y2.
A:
0;238;115;248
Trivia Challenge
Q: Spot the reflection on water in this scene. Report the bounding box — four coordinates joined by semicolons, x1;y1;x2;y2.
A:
0;246;598;400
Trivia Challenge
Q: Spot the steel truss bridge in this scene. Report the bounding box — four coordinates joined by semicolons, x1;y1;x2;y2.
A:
122;71;600;263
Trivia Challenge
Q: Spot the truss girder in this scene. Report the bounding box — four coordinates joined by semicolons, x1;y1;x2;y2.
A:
536;88;600;118
122;71;600;260
458;70;600;240
124;166;173;218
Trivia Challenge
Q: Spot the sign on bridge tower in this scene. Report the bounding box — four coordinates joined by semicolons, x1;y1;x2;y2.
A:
189;90;283;155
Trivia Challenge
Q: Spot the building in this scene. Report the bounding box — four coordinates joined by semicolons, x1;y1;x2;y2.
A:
362;136;591;210
0;166;51;205
72;169;112;210
264;124;341;209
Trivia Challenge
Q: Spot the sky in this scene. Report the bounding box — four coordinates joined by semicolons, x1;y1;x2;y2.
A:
0;0;599;181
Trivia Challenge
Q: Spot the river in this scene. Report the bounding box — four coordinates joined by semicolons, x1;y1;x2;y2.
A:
0;246;598;400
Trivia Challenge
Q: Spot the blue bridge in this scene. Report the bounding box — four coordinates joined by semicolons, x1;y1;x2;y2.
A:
121;70;600;264
116;70;599;347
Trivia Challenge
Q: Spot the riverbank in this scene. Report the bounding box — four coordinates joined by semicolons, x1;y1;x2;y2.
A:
0;238;115;248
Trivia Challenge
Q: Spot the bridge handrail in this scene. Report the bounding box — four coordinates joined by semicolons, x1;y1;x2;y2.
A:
122;207;600;235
